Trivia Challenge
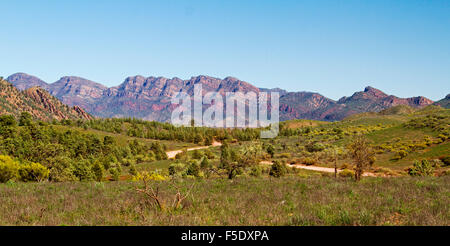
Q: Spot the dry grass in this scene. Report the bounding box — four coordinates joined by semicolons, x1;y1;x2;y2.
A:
0;176;448;226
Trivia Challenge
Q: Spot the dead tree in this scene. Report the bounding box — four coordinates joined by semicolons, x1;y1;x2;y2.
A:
135;178;195;211
347;135;375;181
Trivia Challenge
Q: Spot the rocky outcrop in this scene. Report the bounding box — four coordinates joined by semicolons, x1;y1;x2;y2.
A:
0;78;92;121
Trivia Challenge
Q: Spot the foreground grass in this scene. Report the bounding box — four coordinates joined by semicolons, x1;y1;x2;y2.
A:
0;176;448;226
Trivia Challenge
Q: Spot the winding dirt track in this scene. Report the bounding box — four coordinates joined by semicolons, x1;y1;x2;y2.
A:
166;142;377;177
260;161;376;177
166;141;222;159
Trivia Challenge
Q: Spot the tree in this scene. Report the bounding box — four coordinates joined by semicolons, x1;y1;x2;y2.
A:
0;155;19;183
347;135;375;181
0;115;17;139
19;112;33;126
266;144;275;158
204;135;212;146
186;160;201;177
18;162;49;182
219;142;262;179
200;156;210;169
129;163;138;176
92;160;105;181
269;160;287;178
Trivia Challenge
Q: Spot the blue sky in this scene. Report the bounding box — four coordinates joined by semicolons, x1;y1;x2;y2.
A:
0;0;449;100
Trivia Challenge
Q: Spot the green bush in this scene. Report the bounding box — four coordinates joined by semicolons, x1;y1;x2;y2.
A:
121;158;136;167
186;161;201;177
18;162;49;182
73;160;95;181
266;144;275;158
250;165;263;177
168;162;186;176
302;157;317;166
395;150;408;159
109;167;121;181
128;163;138;176
47;156;77;182
278;153;291;159
339;169;355;178
175;150;187;160
269;160;287;178
192;149;204;160
203;149;215;159
408;160;434;177
0;155;19;183
439;156;450;166
91;160;104;182
200;157;210;169
306;142;325;152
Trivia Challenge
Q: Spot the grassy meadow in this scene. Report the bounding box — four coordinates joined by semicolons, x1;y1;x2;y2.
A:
0;176;448;226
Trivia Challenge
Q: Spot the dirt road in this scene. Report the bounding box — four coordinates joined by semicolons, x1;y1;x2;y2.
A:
260;161;376;177
166;142;376;176
166;141;222;159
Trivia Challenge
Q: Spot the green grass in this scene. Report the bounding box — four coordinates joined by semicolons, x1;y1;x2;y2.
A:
0;176;448;226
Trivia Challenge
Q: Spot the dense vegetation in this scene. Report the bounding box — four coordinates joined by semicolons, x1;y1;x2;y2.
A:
0;104;448;226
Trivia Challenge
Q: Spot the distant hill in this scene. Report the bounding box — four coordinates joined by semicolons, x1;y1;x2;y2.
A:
434;94;450;109
0;77;92;121
6;73;440;122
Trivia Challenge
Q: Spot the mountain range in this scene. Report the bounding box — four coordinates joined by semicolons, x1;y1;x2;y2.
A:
6;72;446;122
0;77;92;121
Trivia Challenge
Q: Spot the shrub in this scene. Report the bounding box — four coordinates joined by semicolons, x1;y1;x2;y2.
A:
269;160;287;178
0;155;19;183
135;155;145;164
175;150;187;160
408;160;434;177
121;158;136;167
47;156;77;182
186;161;201;177
19;112;33;126
266;144;275;158
168;162;186;176
395;150;408;159
339;169;355;178
192;149;203;160
200;157;210;169
132;171;166;181
91;160;104;182
439;156;450;166
250;165;263;177
18;162;49;182
429;159;443;168
278;153;291;159
301;157;317;166
203;149;215;159
109;167;121;181
129;163;138;176
306;142;325;152
73;160;95;181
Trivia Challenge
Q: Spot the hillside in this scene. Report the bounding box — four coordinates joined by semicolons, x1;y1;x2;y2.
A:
435;94;450;109
7;73;439;122
0;78;92;121
271;105;450;174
